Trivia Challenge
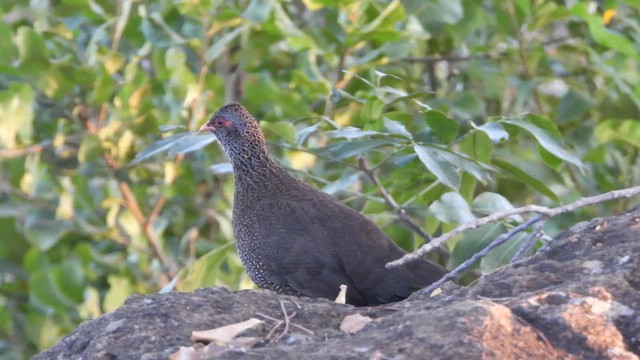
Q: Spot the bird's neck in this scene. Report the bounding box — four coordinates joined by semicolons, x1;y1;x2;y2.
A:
227;142;288;189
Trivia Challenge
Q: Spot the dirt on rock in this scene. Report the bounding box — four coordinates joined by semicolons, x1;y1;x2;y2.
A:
34;208;640;360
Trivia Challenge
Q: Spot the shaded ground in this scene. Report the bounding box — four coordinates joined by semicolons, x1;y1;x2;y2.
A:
35;208;640;359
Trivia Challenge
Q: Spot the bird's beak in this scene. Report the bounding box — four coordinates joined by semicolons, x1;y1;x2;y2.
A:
199;122;214;132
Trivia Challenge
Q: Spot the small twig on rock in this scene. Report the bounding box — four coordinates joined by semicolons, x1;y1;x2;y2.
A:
275;300;292;342
388;185;640;269
255;301;314;342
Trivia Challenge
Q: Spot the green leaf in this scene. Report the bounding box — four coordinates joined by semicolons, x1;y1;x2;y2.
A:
261;121;296;143
424;110;459;144
78;135;103;163
177;244;235;291
414;145;460;189
23;211;70;251
480;232;528;273
103;275;134;312
325;127;380;140
493;159;559;201
473;122;509;143
554;90;593;123
322;173;360;195
15;26;49;71
319;139;392;160
449;223;505;269
594;119;640;148
29;270;76;312
428;146;494;182
52;259;85;303
296;122;321;146
205;26;247;63
429;192;475;224
460;131;492;164
0;83;35;149
129;132;190;165
383;117;412;139
362;97;384;122
503;118;584;169
167;133;218;156
243;0;274;23
472;192;522;221
211;163;233;174
0;22;17;64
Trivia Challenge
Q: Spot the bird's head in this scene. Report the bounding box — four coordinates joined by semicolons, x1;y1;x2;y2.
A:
199;103;268;161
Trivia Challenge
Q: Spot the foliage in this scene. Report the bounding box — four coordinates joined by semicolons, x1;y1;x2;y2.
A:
0;0;638;357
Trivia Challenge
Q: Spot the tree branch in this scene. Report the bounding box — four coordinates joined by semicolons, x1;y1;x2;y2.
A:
387;185;640;277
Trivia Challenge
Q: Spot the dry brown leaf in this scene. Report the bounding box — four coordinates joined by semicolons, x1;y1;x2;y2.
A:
191;318;264;343
340;313;373;333
169;346;198;360
334;284;347;304
430;287;443;297
227;336;261;351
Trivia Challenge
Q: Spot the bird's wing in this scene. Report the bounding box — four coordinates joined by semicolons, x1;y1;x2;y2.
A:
250;196;367;302
249;187;447;305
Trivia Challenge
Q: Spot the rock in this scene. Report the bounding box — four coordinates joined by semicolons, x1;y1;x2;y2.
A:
33;208;640;359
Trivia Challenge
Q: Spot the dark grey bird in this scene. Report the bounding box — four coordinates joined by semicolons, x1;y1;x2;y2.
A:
200;103;447;306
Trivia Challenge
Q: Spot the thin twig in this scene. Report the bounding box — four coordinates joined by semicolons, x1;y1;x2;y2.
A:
358;158;452;259
255;311;314;337
511;222;544;262
387;185;640;268
274;300;292;342
0;144;45;158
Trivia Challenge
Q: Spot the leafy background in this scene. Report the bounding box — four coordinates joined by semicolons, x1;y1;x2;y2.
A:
1;0;639;357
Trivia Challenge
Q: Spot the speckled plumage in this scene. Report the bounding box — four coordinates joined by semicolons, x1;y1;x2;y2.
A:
200;103;448;306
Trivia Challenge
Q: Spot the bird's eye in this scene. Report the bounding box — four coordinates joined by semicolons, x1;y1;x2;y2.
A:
215;118;226;126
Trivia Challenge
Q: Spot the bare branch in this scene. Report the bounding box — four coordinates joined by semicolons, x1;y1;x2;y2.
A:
511;222;545;262
387;185;640;269
418;216;545;295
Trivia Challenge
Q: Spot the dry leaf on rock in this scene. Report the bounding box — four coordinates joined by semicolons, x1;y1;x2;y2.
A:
340;313;373;333
334;284;347;304
191;318;264;343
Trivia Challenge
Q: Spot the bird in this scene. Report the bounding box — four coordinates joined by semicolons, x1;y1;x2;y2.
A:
199;103;448;306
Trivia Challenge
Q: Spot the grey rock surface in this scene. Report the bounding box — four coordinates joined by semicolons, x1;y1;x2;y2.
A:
34;208;640;360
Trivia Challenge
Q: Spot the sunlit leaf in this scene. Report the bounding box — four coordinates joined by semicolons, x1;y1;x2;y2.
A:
383;117;412;139
320;139;392;160
472;122;509;143
594;119;640;148
130;132;191;165
429;192;475;224
211;162;233;174
325;127;380;140
322;173;360;195
472;192;522;221
243;0;274;23
167;133;218;156
0;83;34;149
296;122;321;146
